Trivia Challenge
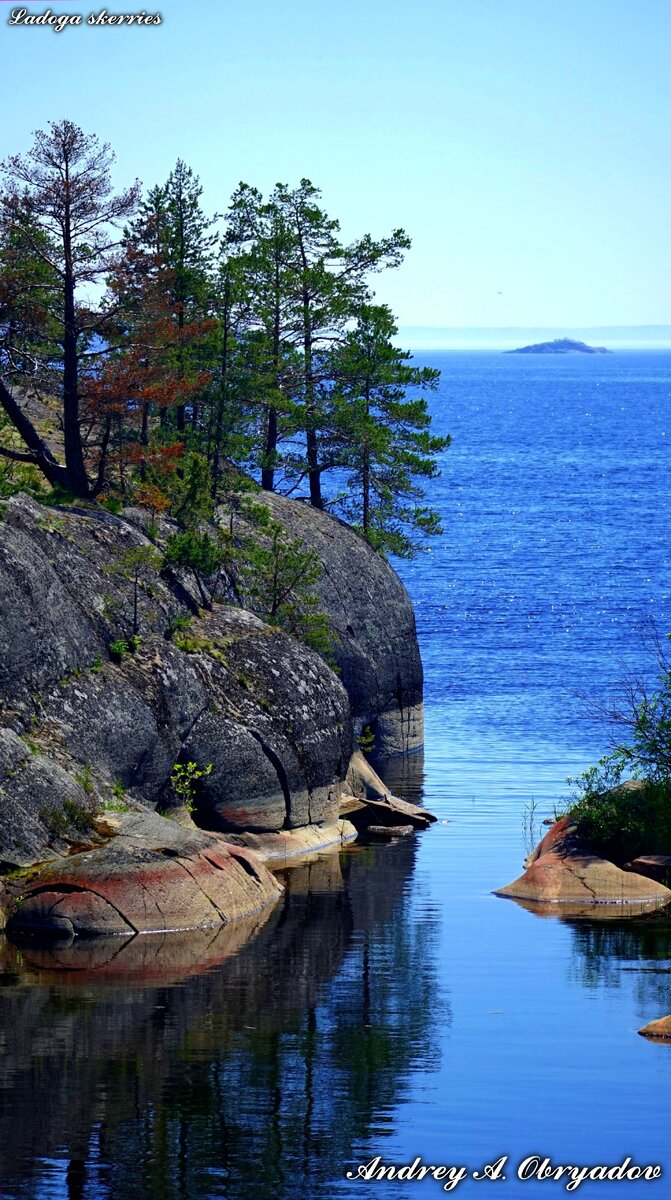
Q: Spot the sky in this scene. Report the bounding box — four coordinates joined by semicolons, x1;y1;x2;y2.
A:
1;0;670;340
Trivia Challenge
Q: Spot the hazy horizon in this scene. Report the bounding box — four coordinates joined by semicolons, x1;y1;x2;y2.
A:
397;325;671;351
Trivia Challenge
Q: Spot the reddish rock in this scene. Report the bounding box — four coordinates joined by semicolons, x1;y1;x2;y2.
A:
639;1015;671;1041
8;810;282;937
523;815;586;866
496;817;671;907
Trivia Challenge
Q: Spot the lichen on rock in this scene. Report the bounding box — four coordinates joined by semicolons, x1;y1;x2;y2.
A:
0;490;427;932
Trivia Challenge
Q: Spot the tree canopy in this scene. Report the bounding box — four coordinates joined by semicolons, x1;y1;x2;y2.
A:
0;119;449;558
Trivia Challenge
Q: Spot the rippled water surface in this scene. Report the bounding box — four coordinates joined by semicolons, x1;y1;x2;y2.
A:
2;351;671;1199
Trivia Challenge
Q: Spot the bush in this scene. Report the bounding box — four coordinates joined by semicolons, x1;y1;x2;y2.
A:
567;636;671;862
108;638;128;663
170;760;213;814
163;530;225;610
239;519;332;655
568;771;671;864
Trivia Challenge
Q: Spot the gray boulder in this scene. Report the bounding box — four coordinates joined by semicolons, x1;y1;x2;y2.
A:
0;494;354;864
230;492;424;755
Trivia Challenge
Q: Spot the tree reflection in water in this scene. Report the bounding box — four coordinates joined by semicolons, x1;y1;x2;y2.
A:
566;908;671;1014
0;836;447;1200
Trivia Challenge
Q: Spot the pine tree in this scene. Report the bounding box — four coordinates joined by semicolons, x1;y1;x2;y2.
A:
329;304;449;557
269;180;410;509
124;160;217;433
0;120;140;496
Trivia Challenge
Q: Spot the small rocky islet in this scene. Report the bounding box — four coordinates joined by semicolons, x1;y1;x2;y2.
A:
507;337;610;354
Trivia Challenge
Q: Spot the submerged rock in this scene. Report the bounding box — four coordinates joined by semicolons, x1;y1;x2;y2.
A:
495;816;671;907
365;824;415;839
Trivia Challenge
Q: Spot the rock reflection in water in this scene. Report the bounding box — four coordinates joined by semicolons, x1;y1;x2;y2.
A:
0;838;446;1200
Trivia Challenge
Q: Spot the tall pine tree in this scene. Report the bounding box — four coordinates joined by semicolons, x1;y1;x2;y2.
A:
330;304;449;557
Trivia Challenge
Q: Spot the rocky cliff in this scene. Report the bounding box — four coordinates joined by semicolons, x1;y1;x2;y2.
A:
0;491;424;932
233;493;424;756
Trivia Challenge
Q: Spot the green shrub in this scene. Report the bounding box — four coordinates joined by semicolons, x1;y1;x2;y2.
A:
239;519;333;656
75;765;94;795
568;772;671;864
567;641;671;862
163;530;225;610
167;613;193;639
170;760;213;814
358;724;376;754
108;638;128;663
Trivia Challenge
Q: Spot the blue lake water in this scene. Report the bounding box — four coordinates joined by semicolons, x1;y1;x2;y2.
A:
2;351;671;1199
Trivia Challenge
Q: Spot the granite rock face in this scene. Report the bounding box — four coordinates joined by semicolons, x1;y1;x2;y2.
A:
0;495;353;869
638;1015;671;1041
234;492;424;755
7;811;282;937
495;817;671;908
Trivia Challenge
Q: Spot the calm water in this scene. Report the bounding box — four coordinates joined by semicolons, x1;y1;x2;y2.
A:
2;351;671;1199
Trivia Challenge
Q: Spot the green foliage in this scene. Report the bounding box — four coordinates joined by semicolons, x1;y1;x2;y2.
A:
108;638;128;663
75;765;94;795
172;631;228;665
39;485;79;508
329;304;450;558
100;496;124;514
112;781;126;799
104;798;129;813
239;518;332;654
107;543;162;637
164;528;225;609
167;612;193;639
170;451;215;528
20;734;40;756
170;760;213;814
1;130;446;574
358;724;376;754
567;644;671;862
0;455;47;501
568;770;671;865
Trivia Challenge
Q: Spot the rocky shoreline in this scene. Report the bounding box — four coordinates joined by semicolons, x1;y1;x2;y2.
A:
0;491;432;937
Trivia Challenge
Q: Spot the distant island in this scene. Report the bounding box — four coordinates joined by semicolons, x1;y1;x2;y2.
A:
507;338;610;355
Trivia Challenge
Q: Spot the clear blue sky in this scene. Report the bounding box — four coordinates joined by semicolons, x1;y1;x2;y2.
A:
2;0;670;333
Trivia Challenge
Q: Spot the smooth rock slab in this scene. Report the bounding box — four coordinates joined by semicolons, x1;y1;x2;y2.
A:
639;1015;671;1041
219;820;357;865
496;816;671;907
8;813;282;937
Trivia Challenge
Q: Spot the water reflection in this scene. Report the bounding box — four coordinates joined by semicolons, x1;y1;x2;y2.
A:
566;909;671;1011
0;838;447;1200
